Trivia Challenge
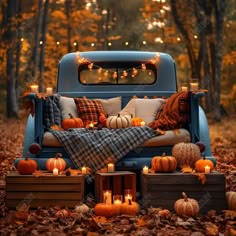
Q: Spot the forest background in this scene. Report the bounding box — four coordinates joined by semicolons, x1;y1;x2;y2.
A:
0;0;235;121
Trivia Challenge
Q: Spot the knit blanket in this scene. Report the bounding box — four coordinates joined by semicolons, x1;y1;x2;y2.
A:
51;126;157;182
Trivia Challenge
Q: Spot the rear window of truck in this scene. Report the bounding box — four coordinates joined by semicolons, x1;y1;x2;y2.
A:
78;62;157;85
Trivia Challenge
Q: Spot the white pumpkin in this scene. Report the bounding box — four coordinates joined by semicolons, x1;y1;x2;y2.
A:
75;203;90;214
226;191;236;210
106;114;132;129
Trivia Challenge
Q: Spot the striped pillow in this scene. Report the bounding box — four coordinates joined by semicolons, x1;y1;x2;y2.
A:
74;98;105;125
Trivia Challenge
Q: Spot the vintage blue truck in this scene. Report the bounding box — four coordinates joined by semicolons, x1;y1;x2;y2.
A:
15;51;215;171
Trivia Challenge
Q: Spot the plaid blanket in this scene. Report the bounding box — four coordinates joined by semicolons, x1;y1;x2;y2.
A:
51;126;157;182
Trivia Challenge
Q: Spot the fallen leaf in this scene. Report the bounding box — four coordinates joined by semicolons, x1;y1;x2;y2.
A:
50;125;64;131
194;173;207;184
181;165;194;173
205;222;219;236
137;217;148;227
32;170;46;177
223;210;236;219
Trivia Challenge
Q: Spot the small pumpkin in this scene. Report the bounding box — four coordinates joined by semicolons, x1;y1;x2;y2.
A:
226;191;236;210
94;203;119;218
120;199;140;216
55;209;69;218
174;192;199;217
106;114;132;129
99;113;107;127
131;115;144;127
46;153;66;172
151;153;177;173
172;141;200;168
75;203;90;214
195;154;214;173
17;152;38;175
62;113;84;130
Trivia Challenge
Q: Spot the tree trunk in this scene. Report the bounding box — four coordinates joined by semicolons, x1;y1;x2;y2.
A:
38;0;49;92
213;0;226;121
6;0;18;118
65;0;72;53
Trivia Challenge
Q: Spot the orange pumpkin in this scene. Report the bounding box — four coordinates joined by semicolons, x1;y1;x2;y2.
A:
62;113;84;130
46;153;66;172
172;141;200;168
131;116;144;127
120;200;140;216
151;153;177;173
174;192;199;217
94;203;119;218
99;113;107;127
195;154;214;173
17;152;37;175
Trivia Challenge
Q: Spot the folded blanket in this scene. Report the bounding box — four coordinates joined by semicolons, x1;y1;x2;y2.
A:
51;126;157;182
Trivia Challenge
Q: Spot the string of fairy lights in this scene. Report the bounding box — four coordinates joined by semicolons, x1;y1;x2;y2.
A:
75;52;161;82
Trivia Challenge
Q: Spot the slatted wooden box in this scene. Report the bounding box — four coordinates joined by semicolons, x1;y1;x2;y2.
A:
141;171;226;213
95;171;136;203
6;171;84;208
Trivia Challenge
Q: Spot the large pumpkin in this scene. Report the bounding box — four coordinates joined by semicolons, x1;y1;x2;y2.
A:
94;203;119;218
195;154;214;173
62;113;84;130
226;191;236;210
17;152;37;175
120;200;140;216
106;114;132;129
151;153;177;173
174;192;199;217
46;153;66;172
172;141;200;168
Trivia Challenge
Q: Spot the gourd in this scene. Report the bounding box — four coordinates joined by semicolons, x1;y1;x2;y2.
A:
120;200;140;216
62;113;84;130
17;152;38;175
226;191;236;210
172;141;200;168
151;153;177;173
131;116;144;127
75;203;90;214
46;153;66;172
106;114;132;129
174;192;199;217
195;154;214;173
94;203;119;218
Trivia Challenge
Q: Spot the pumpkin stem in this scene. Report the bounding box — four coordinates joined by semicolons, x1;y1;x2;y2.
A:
128;199;132;205
202;153;206;160
56;153;62;159
184;137;191;143
118;113;120;117
182;192;188;201
25;152;30;161
162;153;166;157
68;113;73;119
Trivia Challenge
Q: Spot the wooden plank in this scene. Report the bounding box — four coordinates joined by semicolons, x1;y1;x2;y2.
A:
7;184;82;192
6;175;84;184
6;192;83;200
6;199;80;208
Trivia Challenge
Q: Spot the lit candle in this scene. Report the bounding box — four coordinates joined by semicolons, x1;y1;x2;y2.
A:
107;163;115;172
190;79;199;92
103;190;112;204
140;121;146;126
81;166;87;174
125;194;132;204
113;195;123;204
143;165;149;174
205;165;210;174
53;168;58;176
46;87;53;95
181;86;188;92
30;85;39;93
88;123;94;129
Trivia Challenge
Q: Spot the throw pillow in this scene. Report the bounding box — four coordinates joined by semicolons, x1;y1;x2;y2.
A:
74;98;106;125
59;96;79;119
98;97;122;115
148;91;190;130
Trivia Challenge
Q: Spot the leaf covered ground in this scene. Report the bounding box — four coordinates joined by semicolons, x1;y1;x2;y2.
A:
0;114;236;235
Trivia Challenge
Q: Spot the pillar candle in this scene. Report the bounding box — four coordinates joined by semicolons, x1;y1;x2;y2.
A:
143;165;149;174
46;87;53;95
103;190;112;204
107;163;115;172
30;85;39;93
204;165;210;174
53;168;58;176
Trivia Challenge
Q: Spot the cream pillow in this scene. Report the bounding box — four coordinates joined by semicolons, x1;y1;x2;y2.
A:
59;96;79;119
59;96;122;120
120;98;165;124
135;98;165;124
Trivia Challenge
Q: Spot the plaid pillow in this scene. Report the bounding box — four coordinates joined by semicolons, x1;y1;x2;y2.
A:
74;98;106;125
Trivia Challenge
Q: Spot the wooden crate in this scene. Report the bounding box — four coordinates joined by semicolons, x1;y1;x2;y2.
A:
95;171;136;203
141;171;226;213
6;171;84;208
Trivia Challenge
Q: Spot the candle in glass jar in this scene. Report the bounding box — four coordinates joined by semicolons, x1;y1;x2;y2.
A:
30;85;39;93
81;166;87;174
204;165;210;174
140;121;146;126
143;165;149;174
103;190;112;204
107;163;115;172
46;87;53;95
53;168;58;176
